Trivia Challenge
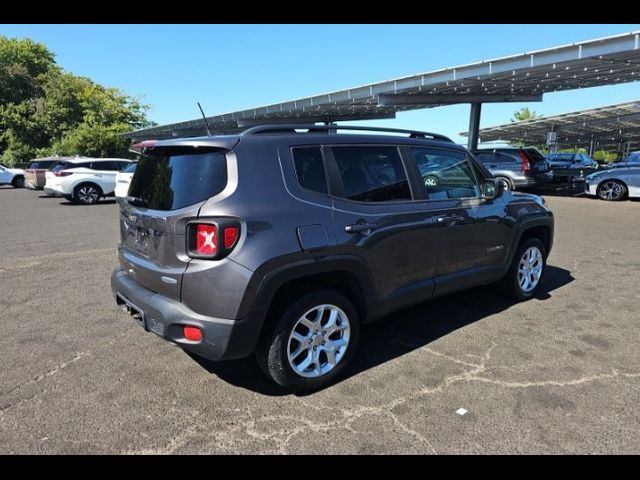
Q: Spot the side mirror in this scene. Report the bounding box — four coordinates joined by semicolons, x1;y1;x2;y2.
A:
482;179;503;200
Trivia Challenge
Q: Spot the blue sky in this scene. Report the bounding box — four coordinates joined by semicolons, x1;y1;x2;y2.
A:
2;24;639;143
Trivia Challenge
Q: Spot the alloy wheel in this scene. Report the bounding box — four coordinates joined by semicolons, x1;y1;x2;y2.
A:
287;304;351;378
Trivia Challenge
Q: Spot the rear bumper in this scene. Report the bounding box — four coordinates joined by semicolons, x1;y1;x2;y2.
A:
111;267;257;361
512;172;553;188
43;185;65;197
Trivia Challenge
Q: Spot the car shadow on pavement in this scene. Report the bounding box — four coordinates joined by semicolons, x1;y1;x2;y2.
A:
532;183;585;198
58;199;117;206
189;265;574;396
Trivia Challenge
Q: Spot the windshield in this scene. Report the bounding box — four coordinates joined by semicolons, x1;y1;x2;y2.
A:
128;147;228;210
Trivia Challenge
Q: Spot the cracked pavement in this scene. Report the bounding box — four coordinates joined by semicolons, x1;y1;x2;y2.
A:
1;186;640;454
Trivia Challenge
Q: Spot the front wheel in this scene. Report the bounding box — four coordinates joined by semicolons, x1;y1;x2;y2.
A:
256;290;360;392
498;238;547;301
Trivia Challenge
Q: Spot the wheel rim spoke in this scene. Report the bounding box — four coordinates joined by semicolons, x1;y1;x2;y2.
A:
287;304;351;379
517;246;544;293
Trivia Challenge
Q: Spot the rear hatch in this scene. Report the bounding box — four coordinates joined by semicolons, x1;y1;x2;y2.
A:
523;148;549;173
118;144;232;300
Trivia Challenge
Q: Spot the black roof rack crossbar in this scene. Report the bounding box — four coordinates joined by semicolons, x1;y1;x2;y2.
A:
240;124;452;142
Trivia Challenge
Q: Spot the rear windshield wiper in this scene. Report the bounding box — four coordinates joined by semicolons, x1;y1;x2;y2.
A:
126;196;149;207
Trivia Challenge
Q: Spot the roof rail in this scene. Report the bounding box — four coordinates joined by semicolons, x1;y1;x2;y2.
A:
240;124;452;142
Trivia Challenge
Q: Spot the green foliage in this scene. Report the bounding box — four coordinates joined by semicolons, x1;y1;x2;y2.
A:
592;150;617;163
0;37;55;104
0;35;151;166
511;107;542;122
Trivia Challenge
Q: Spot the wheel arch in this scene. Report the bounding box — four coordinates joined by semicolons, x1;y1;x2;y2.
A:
239;255;378;355
505;217;554;274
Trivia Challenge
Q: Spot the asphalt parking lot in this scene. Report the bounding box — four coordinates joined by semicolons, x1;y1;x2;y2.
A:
1;185;639;454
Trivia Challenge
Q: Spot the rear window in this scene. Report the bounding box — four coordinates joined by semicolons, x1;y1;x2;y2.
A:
128;147;228;210
51;162;71;171
524;148;546;162
123;162;137;173
29;160;58;169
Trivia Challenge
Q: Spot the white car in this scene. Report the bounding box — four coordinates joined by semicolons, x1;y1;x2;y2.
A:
114;162;137;199
584;166;640;201
44;158;133;204
0;163;25;188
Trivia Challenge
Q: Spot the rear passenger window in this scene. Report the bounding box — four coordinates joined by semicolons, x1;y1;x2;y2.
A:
292;147;328;194
475;153;498;164
95;161;120;171
332;146;411;202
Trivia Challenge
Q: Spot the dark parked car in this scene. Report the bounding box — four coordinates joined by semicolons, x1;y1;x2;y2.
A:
112;125;554;392
609;151;640;168
472;147;553;191
546;152;599;182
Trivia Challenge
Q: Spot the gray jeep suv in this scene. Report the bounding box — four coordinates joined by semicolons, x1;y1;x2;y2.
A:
112;125;554;392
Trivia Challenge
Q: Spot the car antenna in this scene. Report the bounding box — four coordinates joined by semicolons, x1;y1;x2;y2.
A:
197;102;213;136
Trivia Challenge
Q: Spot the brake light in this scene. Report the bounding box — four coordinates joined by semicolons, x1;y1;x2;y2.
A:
53;171;73;177
223;226;239;249
195;224;218;256
518;152;531;173
187;220;241;259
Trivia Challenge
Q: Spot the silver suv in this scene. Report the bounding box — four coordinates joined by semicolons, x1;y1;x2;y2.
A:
472;147;553;191
112;125;554;392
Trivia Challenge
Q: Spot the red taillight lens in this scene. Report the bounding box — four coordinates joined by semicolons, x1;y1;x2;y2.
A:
53;171;73;177
188;220;240;259
518;152;531;173
183;326;202;342
195;224;218;256
223;226;239;249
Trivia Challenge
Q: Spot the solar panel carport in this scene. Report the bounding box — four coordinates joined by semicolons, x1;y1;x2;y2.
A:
468;101;640;155
126;31;640;148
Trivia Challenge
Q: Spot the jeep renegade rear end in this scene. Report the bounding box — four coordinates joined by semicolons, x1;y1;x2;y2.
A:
112;125;553;392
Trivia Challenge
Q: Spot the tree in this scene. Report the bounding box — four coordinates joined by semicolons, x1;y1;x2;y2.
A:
0;36;55;104
511;107;542;122
0;35;151;165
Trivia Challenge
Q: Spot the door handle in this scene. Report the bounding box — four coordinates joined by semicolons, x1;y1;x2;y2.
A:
437;214;464;226
488;164;498;169
345;222;377;235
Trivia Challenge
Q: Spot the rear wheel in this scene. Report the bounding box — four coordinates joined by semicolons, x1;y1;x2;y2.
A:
11;176;25;188
495;176;512;191
74;183;102;205
597;180;627;201
498;238;547;301
256;290;359;392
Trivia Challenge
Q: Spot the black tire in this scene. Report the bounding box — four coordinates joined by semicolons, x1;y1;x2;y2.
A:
495;176;513;191
498;237;547;301
73;183;102;205
256;290;360;393
597;180;627;201
11;176;25;188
